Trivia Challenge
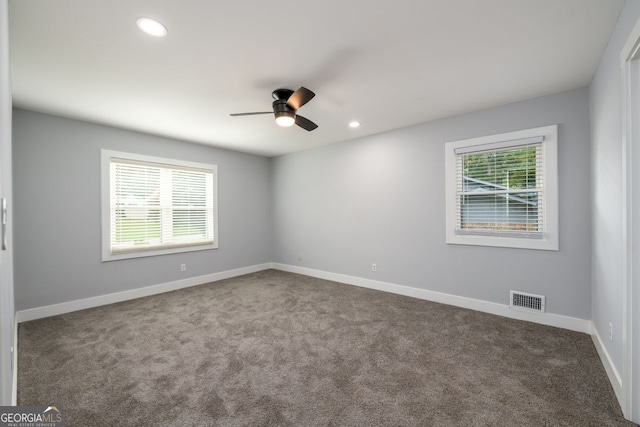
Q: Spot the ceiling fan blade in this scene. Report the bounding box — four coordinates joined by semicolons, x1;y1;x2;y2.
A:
229;112;272;117
286;87;315;110
295;115;318;131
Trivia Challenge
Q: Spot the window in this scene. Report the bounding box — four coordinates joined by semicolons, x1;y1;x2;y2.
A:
101;150;218;261
445;125;558;250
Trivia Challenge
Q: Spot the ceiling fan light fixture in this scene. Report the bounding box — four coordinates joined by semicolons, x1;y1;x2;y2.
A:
136;17;168;37
231;87;317;131
275;112;295;127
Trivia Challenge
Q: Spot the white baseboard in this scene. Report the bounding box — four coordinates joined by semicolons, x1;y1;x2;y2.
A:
590;322;623;405
16;262;591;333
272;263;591;334
16;263;272;323
11;315;17;405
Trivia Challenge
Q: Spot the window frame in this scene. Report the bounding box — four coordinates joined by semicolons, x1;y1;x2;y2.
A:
100;149;219;262
445;125;558;251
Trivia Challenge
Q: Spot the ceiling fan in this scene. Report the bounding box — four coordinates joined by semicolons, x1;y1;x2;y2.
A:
230;87;318;131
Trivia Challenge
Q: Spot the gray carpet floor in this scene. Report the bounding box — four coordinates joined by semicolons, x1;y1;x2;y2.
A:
18;269;637;426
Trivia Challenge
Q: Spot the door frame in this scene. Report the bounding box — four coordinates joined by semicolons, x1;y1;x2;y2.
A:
621;15;640;423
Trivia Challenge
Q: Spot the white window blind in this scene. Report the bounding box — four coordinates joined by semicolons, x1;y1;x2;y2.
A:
454;138;544;239
109;157;215;255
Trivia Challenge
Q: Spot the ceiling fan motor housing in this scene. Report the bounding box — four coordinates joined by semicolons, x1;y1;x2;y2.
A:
272;89;296;120
273;98;296;119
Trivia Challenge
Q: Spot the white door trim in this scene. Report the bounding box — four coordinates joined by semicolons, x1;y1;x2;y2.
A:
620;15;640;423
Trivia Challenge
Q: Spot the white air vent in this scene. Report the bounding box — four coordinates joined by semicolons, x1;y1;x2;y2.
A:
510;291;545;313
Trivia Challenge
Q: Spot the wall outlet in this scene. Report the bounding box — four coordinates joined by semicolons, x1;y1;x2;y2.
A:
372;263;377;272
609;322;613;342
180;263;186;272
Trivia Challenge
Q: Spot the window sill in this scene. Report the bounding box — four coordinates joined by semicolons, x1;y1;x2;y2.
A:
446;232;558;251
102;240;218;262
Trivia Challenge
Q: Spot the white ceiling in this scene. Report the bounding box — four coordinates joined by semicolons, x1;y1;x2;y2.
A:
9;0;624;157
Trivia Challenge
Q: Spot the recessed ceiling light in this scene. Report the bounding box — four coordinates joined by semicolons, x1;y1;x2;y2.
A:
136;17;167;37
349;121;360;128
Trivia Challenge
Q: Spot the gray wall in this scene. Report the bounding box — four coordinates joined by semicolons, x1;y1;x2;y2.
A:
590;0;640;382
272;87;591;320
0;0;15;405
13;109;272;310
